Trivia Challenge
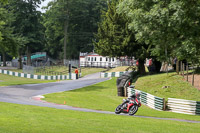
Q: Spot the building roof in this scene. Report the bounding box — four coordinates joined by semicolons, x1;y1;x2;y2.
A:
80;52;100;57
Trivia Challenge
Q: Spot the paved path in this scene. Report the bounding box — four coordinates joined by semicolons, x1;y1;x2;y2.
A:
0;72;200;124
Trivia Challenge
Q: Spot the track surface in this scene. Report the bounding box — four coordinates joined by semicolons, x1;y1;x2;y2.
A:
0;72;199;123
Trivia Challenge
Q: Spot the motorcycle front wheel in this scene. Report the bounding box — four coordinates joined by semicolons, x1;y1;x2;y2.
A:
115;105;122;114
129;105;138;115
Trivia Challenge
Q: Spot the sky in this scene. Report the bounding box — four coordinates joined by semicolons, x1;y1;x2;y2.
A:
38;0;53;13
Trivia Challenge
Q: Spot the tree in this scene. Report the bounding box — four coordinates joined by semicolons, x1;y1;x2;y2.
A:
0;13;4;41
43;0;107;60
95;0;150;74
118;0;200;66
0;3;18;66
9;0;45;66
0;0;7;3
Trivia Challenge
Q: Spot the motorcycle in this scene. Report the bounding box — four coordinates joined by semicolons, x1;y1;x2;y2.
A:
115;96;141;115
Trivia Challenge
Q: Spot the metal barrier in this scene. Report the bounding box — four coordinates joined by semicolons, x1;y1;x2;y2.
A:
167;98;200;115
127;87;165;111
100;71;127;78
0;69;77;80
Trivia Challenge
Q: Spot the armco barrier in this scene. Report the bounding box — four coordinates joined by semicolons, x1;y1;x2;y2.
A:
128;86;165;111
0;69;76;80
167;98;200;115
100;71;126;78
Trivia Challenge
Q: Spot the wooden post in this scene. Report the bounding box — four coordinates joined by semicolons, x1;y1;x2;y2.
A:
163;98;166;111
176;60;179;74
180;61;183;75
192;64;195;86
187;64;189;81
183;63;185;77
166;62;168;75
124;87;127;97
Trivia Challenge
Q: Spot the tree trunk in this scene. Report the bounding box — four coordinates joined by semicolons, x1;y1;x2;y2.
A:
18;55;23;69
2;52;6;66
180;61;182;75
186;64;188;81
153;59;162;73
138;59;145;75
176;60;179;74
183;63;185;77
192;64;195;86
63;20;68;65
27;46;31;66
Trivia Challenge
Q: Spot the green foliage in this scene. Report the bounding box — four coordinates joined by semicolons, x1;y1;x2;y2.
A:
0;0;7;4
0;4;17;60
0;7;5;41
8;0;45;59
0;18;5;41
43;0;107;59
118;0;200;64
95;0;137;57
95;0;150;74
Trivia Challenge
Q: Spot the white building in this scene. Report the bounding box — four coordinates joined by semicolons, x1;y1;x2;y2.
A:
80;52;119;68
79;52;136;68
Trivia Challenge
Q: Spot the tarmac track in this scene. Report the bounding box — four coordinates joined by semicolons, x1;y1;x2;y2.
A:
0;72;200;124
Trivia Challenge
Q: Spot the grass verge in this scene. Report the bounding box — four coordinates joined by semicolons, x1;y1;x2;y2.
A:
106;66;148;73
0;102;199;133
10;67;107;77
107;66;132;72
10;66;69;75
135;72;200;101
0;74;56;86
80;67;107;77
44;77;200;121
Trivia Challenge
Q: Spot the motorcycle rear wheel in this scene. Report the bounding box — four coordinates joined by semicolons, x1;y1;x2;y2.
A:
115;105;122;114
129;105;138;115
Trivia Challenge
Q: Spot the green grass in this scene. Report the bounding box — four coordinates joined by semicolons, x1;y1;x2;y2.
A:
10;66;69;76
8;69;23;73
107;66;148;72
10;67;107;77
0;74;56;86
44;77;200;121
135;72;200;101
80;67;107;77
0;67;106;86
0;102;199;133
107;66;132;72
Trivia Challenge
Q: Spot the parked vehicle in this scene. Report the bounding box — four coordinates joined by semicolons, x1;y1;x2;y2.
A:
115;93;141;115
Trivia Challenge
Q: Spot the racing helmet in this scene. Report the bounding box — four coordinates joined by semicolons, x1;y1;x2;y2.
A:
135;91;141;98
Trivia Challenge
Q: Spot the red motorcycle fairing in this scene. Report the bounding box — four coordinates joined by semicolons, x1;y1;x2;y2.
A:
123;101;134;112
127;102;134;112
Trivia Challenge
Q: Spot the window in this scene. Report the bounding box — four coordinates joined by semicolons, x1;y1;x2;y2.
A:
88;57;90;61
106;57;108;61
95;57;96;61
91;57;93;61
100;57;102;61
112;58;115;62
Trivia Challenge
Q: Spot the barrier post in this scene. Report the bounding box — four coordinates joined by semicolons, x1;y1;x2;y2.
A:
163;98;166;111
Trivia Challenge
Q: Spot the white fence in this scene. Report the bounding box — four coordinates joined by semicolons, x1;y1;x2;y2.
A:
128;87;165;111
100;71;126;78
0;69;77;80
167;98;200;115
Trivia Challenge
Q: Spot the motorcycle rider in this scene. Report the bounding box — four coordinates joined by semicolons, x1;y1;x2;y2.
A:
129;91;141;101
122;92;141;108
